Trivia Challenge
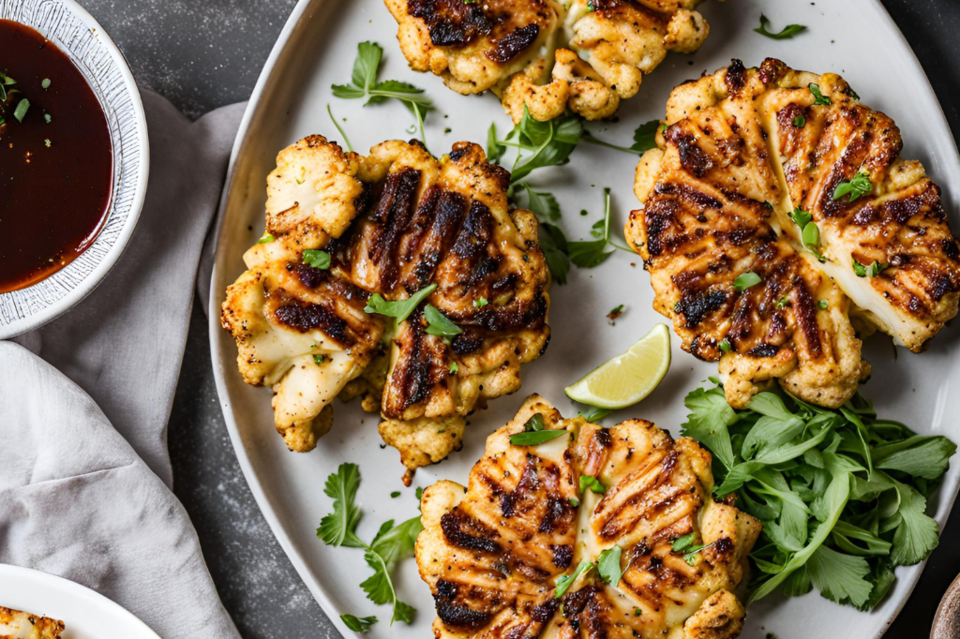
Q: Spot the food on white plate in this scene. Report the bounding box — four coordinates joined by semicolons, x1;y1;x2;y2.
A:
626;58;960;409
416;394;760;639
0;606;65;639
222;135;550;483
384;0;719;123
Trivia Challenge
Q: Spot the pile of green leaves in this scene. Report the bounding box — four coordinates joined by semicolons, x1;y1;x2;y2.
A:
488;107;637;284
682;381;956;610
317;463;423;629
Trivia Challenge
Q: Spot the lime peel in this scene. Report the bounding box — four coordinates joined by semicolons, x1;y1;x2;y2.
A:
564;323;671;410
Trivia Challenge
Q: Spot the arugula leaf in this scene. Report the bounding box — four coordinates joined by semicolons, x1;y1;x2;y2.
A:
834;171;873;202
341;614;377;632
424;304;462;338
597;546;624;586
364;284;437;325
580;475;606;494
754;14;807;40
303;249;331;270
555;560;594;598
317;463;364;547
680;385;737;468
806;545;873;608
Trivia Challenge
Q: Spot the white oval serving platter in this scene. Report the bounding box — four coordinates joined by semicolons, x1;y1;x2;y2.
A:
208;0;960;637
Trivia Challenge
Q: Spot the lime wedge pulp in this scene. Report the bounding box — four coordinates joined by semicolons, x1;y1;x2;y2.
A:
564;323;671;410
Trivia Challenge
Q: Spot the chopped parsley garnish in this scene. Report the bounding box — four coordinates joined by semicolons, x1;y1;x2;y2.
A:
448;362;459;374
754;14;807;40
43;113;51;123
555;560;594;598
776;296;789;309
719;338;732;352
390;491;401;499
41;78;51;89
672;533;697;552
789;208;812;228
793;114;806;128
340;614;377;632
473;297;489;308
509;412;567;446
833;171;873;203
44;138;51;148
579;475;606;495
818;299;829;310
852;258;888;278
13;98;29;122
257;233;275;243
332;42;433;146
597;546;624;586
578;406;612;422
808;83;832;106
733;271;762;292
680;382;956;610
313;354;325;365
317;463;422;625
607;304;625;320
424;305;462;339
568;187;625;269
303;249;331;270
364;284;436;326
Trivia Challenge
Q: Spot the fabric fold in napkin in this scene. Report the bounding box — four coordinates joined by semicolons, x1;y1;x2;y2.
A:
0;90;245;639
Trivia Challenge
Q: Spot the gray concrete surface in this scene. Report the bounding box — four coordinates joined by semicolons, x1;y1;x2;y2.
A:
78;0;960;637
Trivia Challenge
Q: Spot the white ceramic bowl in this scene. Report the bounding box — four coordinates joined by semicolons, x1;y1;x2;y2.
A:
0;0;149;339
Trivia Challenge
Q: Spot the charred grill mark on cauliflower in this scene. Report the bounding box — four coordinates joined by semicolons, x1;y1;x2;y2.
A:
385;0;718;122
222;135;551;481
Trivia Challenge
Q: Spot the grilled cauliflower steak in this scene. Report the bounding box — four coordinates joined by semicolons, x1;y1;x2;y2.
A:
0;607;65;639
627;59;960;408
417;395;760;639
385;0;718;123
223;135;550;480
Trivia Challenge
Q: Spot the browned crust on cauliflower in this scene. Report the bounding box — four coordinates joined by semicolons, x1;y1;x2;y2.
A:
386;0;718;122
222;136;551;479
415;396;760;639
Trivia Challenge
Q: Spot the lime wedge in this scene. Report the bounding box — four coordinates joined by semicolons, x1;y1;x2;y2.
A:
565;323;671;410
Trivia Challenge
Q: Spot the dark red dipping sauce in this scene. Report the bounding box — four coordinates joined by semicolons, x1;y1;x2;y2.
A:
0;19;113;293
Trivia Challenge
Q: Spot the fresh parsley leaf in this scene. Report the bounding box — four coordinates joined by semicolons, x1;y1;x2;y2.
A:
852;258;887;278
519;183;561;221
818;299;829;310
423;304;462;338
555;560;594;598
510;429;566;446
314;354;325;365
341;614;378;632
303;249;331;270
632;119;661;153
579;475;606;494
501;106;582;185
597;546;624;586
754;14;807;40
809;83;832;106
13;98;29;122
473;297;489;308
806;545;872;608
794;114;806;127
789;208;813;228
719;338;732;352
578;406;613;422
364;284;437;325
333;41;433;145
733;271;762;292
833;171;873;202
317;463;364;547
890;478;940;565
672;533;697;552
680;385;737;469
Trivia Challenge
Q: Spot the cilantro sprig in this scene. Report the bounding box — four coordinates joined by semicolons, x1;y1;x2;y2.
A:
333;42;434;146
754;14;807;40
834;171;874;203
317;463;423;625
567;188;630;269
681;383;956;610
364;284;436;326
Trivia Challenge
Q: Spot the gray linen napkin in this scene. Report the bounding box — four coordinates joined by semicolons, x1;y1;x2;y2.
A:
1;90;245;639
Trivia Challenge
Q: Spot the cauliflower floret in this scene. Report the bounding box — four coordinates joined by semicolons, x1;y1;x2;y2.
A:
387;0;718;122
